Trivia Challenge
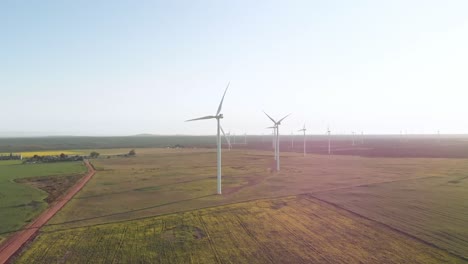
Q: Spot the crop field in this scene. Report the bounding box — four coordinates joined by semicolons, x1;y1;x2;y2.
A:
0;161;86;243
2;135;468;158
8;146;468;263
16;196;463;264
42;148;468;231
5;149;460;263
315;173;468;258
0;150;84;158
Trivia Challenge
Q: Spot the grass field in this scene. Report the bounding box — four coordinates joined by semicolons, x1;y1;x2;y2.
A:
44;148;468;230
315;173;468;258
16;196;463;264
8;147;468;262
0;161;86;243
15;148;463;262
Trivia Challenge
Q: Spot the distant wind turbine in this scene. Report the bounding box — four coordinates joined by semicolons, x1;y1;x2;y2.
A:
327;126;331;155
185;82;230;195
264;112;291;171
266;126;277;160
291;131;294;149
226;131;232;151
298;124;307;156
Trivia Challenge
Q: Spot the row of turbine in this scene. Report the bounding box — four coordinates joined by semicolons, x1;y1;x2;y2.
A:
185;82;332;195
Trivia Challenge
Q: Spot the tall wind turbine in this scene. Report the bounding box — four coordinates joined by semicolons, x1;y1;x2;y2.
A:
298;124;307;156
264;112;291;171
327;126;331;155
186;82;230;195
266;126;277;160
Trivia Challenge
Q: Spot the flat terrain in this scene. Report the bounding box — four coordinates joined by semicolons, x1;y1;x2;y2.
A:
2;135;468;158
0;161;86;243
0;161;96;264
315;174;468;258
44;148;467;230
14;148;462;262
16;196;462;264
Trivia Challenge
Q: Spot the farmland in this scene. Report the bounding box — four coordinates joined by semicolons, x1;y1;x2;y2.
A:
2;140;468;263
0;161;86;243
16;196;462;264
315;173;468;258
5;147;458;262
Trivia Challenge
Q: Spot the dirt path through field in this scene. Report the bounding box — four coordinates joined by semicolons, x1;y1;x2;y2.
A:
0;160;96;264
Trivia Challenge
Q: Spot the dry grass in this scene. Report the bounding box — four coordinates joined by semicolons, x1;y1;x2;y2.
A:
315;174;468;259
16;196;463;264
14;148;468;262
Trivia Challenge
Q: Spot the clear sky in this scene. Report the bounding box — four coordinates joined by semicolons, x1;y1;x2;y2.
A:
1;0;467;136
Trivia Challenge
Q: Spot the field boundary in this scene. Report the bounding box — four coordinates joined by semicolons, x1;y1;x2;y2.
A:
0;160;96;264
305;194;468;262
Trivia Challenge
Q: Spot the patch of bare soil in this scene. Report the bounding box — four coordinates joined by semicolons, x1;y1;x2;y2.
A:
15;174;84;204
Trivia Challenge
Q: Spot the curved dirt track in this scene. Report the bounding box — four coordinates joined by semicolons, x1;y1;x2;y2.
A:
0;160;96;264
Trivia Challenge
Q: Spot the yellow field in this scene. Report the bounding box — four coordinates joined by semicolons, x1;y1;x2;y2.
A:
0;150;83;158
16;196;462;264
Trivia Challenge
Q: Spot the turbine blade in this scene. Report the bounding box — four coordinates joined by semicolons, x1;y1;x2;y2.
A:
278;113;291;123
263;111;277;124
220;125;232;148
185;115;216;122
216;82;230;116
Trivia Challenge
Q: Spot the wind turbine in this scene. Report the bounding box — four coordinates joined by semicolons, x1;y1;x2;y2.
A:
266;126;277;160
291;131;294;149
298;124;307;156
226;131;232;151
327;126;331;155
264;112;291;171
185;82;230;195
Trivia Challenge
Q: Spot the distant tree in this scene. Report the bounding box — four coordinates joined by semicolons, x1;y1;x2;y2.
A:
90;151;100;158
60;153;67;159
128;149;136;156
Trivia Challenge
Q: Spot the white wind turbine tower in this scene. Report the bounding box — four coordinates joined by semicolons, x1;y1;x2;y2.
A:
185;82;230;195
298;124;307;156
264;112;291;171
226;131;232;151
291;131;294;149
266;126;277;160
327;126;332;155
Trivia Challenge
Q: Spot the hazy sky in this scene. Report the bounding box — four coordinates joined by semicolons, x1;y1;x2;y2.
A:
1;1;467;136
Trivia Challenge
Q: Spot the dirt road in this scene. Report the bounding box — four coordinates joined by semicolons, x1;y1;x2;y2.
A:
0;160;96;264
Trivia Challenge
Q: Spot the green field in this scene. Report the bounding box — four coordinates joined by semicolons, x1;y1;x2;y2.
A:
16;196;462;264
0;160;86;242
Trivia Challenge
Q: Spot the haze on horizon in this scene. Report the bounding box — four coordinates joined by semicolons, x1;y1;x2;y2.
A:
1;1;467;137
